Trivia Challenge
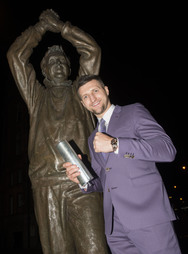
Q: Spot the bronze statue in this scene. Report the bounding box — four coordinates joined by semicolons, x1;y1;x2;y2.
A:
7;9;109;254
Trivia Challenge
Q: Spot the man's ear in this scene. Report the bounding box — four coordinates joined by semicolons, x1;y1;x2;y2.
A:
104;86;109;96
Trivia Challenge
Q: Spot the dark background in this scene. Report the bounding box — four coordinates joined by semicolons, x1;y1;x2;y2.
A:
0;0;188;252
1;1;187;182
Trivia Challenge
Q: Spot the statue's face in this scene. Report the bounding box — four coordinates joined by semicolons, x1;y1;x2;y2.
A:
45;53;70;84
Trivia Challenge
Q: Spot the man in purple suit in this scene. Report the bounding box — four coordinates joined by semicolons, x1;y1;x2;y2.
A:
64;75;182;253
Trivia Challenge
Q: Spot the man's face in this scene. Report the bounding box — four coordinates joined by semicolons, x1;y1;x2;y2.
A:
78;79;111;118
46;53;70;84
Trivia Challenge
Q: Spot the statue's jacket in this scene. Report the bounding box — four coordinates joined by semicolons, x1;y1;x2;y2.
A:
7;22;101;186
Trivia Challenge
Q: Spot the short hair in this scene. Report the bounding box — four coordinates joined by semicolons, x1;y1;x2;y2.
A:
77;75;105;94
40;45;70;75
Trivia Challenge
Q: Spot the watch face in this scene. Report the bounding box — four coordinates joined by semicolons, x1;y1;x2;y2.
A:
111;138;117;145
111;138;118;151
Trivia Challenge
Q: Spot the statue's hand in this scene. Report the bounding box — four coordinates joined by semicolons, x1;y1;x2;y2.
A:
39;9;63;33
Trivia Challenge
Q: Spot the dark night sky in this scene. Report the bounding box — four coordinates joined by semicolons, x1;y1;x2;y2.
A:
1;2;188;185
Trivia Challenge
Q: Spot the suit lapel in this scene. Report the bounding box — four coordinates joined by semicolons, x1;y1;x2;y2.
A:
107;105;122;135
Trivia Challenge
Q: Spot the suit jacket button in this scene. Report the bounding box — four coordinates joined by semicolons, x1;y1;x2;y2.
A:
106;167;111;172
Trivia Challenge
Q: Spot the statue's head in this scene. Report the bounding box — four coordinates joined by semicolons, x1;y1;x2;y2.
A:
40;45;71;85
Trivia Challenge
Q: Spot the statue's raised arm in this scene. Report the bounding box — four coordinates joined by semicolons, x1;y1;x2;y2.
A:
7;9;101;112
6;9;62;111
59;20;101;76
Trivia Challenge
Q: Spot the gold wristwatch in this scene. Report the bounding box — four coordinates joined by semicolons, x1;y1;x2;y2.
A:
111;138;118;152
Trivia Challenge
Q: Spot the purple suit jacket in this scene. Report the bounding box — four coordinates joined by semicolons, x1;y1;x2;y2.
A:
86;103;176;234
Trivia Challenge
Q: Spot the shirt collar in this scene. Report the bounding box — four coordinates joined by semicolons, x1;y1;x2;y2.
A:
98;104;115;124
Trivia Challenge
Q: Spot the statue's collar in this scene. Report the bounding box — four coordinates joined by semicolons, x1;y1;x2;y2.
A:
44;78;72;88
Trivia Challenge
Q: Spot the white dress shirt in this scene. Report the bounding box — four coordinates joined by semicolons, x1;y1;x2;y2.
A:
97;104;115;132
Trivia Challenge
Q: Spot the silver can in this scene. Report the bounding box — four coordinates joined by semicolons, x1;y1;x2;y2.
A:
57;140;94;186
